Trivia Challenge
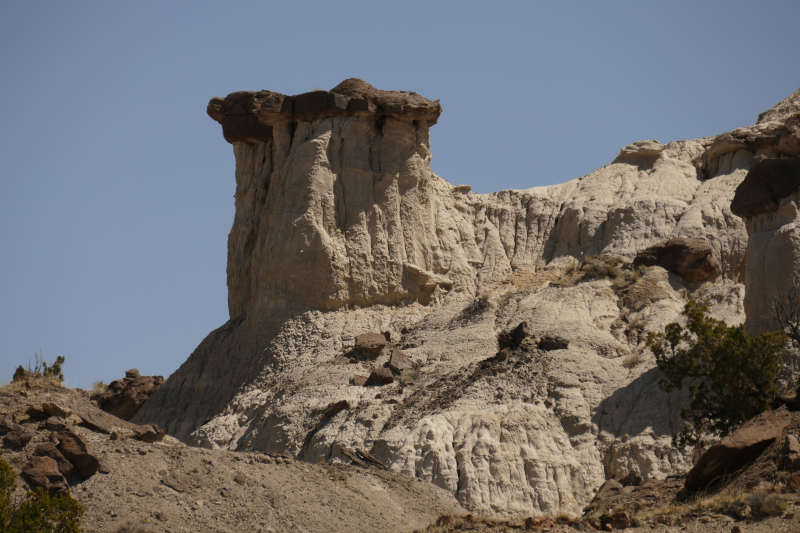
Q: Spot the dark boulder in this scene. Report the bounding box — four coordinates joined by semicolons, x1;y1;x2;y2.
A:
633;238;721;282
685;407;791;490
55;430;99;479
34;442;75;477
93;372;165;420
21;456;69;495
133;424;165;443
385;348;413;373
354;333;389;355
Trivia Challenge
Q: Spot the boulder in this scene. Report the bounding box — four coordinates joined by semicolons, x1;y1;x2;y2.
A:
0;415;16;436
602;511;631;529
538;335;569;351
25;406;48;420
3;430;32;450
44;416;69;432
42;402;70;418
76;410;111;434
498;321;531;348
93;372;165;420
161;472;190;492
34;442;75;477
366;368;394;385
55;430;99;479
633;238;721;282
351;375;369;386
619;472;643;487
386;349;412;373
779;434;800;470
133;424;165;443
21;456;69;495
591;479;623;503
354;333;388;355
685;407;791;490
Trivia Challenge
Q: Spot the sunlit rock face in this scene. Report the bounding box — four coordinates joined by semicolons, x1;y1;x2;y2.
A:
134;81;800;517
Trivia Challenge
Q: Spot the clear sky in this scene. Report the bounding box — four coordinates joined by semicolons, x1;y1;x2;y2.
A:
2;1;799;388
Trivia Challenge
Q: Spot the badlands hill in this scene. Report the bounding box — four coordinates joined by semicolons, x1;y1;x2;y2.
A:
133;80;800;518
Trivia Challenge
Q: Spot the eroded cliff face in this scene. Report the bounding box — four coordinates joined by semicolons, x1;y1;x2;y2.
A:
134;82;800;517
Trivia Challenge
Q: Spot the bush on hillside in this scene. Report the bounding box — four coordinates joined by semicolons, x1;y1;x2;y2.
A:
0;457;85;532
647;300;788;448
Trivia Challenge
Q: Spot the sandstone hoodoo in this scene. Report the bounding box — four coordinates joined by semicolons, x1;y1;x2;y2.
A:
133;82;800;518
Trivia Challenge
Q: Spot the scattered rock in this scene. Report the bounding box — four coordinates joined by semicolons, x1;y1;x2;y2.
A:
686;407;791;490
132;424;165;443
234;473;247;485
3;430;33;450
21;456;69;495
538;335;569;351
76;410;112;434
366;368;394;385
55;430;100;479
93;372;165;420
161;472;189;492
98;457;111;474
12;366;32;383
498;321;531;348
350;375;369;386
34;442;75;477
602;510;630;529
524;515;554;529
386;349;412;373
779;434;800;470
591;479;623;503
0;416;17;435
219;488;230;498
619;472;643;487
323;400;349;419
633;238;721;282
25;405;48;420
354;333;388;355
42;402;70;418
44;416;69;432
341;447;386;469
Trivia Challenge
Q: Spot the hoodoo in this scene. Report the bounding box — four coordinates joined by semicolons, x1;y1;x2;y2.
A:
135;82;800;517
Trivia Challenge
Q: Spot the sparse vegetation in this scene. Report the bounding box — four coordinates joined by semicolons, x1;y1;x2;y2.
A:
91;381;108;395
29;351;66;383
114;521;152;533
622;352;641;368
0;457;85;532
647;300;788;448
744;491;787;517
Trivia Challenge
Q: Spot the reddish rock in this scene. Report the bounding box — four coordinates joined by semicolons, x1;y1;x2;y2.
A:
366;368;394;385
93;372;165;420
354;333;389;355
132;424;165;443
34;442;75;477
686;407;791;490
22;456;69;495
55;430;99;479
603;510;630;529
386;349;412;373
633;238;721;282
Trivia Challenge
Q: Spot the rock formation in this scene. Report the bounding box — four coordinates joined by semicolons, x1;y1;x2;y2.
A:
133;81;800;517
93;369;164;420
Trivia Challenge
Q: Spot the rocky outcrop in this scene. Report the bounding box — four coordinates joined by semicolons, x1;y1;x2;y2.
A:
685;408;791;490
134;81;800;517
21;456;69;495
633;238;721;282
731;156;800;334
93;369;164;420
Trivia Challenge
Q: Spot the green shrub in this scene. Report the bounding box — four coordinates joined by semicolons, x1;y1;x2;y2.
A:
647;300;788;448
0;457;85;532
28;352;66;383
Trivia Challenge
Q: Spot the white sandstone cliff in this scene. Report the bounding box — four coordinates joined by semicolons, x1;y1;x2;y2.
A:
133;82;800;517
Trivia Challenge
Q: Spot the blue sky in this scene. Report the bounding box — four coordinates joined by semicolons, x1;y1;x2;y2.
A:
2;1;799;388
